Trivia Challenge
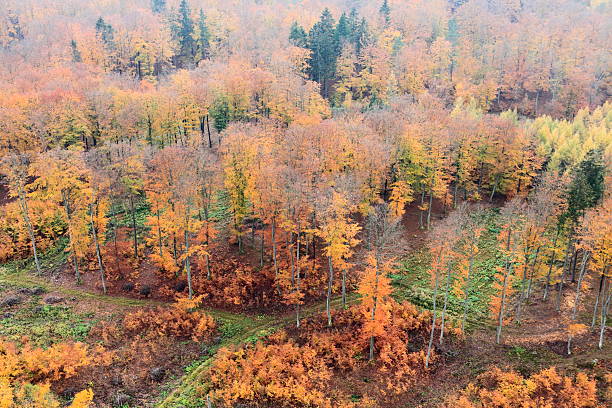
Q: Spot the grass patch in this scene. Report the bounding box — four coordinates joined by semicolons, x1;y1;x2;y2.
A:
0;296;97;347
391;209;504;328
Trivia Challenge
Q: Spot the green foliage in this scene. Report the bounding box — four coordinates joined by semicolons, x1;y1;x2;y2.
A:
392;209;503;328
0;298;96;347
562;148;606;226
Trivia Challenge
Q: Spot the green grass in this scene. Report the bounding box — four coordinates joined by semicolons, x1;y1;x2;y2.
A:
0;289;97;347
391;209;504;328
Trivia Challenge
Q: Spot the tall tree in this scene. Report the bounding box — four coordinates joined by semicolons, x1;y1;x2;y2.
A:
151;0;166;14
308;8;338;98
175;0;196;67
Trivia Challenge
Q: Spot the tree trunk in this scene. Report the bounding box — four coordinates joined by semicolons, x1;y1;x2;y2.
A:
369;260;380;361
418;190;425;229
496;263;513;344
426;187;434;230
425;266;440;368
543;230;560;301
272;217;279;294
461;256;475;332
156;208;163;257
598;278;611;350
592;273;605;328
326;255;334;327
296;225;301;328
341;269;347;308
206;114;212;148
18;186;41;275
567;251;589;354
63;193;80;284
439;266;452;343
90;202;107;295
556;237;574;312
129;194;138;258
184;213;193;299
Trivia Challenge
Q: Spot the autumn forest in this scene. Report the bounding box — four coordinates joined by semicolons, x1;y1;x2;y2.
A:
0;0;610;407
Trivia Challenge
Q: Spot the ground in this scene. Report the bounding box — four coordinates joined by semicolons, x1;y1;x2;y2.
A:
0;199;609;407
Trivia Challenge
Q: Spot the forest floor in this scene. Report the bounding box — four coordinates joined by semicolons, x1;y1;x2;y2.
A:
0;198;610;407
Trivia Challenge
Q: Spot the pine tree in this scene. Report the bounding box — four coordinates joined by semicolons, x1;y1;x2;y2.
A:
380;0;391;27
354;18;372;56
70;40;82;63
335;13;351;50
151;0;166;14
289;22;308;48
563;149;605;226
307;8;338;98
176;0;196;67
196;9;210;61
95;17;114;47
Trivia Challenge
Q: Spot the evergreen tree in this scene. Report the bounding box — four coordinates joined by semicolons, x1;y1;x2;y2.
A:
196;9;210;60
563;149;606;226
380;0;391;27
176;0;196;66
335;13;351;48
151;0;166;14
7;11;24;43
354;18;372;56
289;22;308;48
95;17;114;47
308;8;338;98
70;40;82;63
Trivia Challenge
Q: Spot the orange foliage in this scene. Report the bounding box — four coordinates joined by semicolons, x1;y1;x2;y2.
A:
448;367;601;408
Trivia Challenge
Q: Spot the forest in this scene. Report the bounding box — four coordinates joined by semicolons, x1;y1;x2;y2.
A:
0;0;610;407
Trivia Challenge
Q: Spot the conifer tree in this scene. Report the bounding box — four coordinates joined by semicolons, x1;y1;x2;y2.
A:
151;0;166;14
289;22;308;48
307;8;338;98
196;9;210;61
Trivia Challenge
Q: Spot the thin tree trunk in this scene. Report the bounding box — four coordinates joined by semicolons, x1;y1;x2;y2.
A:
156;208;163;257
556;237;574;312
419;190;425;229
272;217;279;294
341;270;347;308
543;230;560;301
326;255;333;327
184;211;193;299
425;266;440;368
426;186;434;230
90;202;107;295
598;277;611;349
369;260;380;361
129;194;138;258
439;266;452;343
461;256;475;332
18;186;41;275
496;228;513;344
296;225;301;328
63;193;80;284
567;251;590;354
592;273;605;328
260;230;264;267
496;264;513;344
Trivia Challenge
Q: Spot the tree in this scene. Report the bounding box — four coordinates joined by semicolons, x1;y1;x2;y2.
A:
0;154;42;274
151;0;166;14
175;0;196;67
196;9;210;61
379;0;391;27
358;253;394;360
28;150;92;284
289;22;308;48
318;192;361;326
308;8;338;98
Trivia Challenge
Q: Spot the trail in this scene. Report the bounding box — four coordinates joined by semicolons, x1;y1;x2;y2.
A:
0;265;360;407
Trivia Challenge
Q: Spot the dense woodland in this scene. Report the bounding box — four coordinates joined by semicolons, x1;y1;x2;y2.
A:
0;0;610;407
